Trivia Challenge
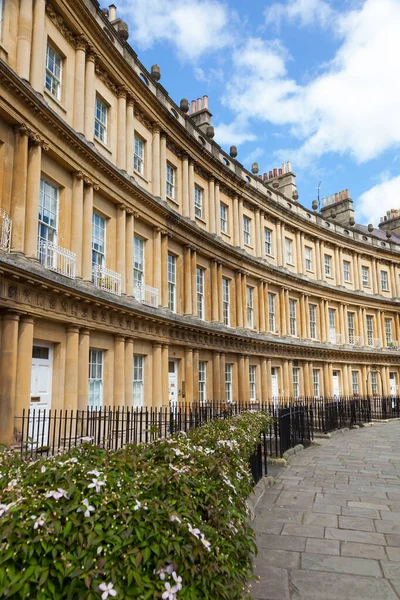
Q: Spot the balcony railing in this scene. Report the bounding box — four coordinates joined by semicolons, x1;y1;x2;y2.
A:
0;209;12;252
386;342;399;351
39;240;76;279
367;337;381;349
349;336;363;347
133;282;159;308
92;264;121;296
329;332;344;345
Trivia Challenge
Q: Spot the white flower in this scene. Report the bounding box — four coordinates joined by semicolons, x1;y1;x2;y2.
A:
133;500;141;511
187;523;201;539
200;533;211;552
88;469;102;477
172;572;183;591
77;498;95;518
7;479;18;488
170;515;182;524
162;582;177;600
172;448;184;456
31;513;46;530
40;466;46;474
99;582;117;599
97;546;103;555
69;458;78;464
88;478;105;493
45;488;68;500
0;502;16;517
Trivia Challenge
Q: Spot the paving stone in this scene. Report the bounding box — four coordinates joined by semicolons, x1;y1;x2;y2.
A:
341;506;381;519
338;516;376;532
341;541;386;560
375;520;400;534
386;534;400;547
381;561;400;579
252;518;284;535
301;553;382;577
252;566;290;599
254;547;300;569
386;546;400;562
282;524;324;539
305;538;340;556
381;511;400;522
302;513;338;527
325;527;386;545
290;571;397;600
256;532;307;552
312;503;342;515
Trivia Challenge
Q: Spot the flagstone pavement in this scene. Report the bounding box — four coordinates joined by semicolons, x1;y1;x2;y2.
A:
251;421;400;599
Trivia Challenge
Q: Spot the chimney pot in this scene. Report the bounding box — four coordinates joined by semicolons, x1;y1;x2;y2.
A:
109;4;117;21
287;161;292;172
282;162;287;174
203;95;209;109
197;97;202;112
278;168;283;176
263;173;268;181
273;168;278;178
269;171;273;179
191;100;196;114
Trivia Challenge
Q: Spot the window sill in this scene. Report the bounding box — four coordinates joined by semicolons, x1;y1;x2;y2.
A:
43;88;67;114
195;215;207;225
343;280;352;284
133;169;148;183
94;136;112;155
166;194;177;204
306;269;314;274
325;274;334;280
221;230;230;238
244;243;254;250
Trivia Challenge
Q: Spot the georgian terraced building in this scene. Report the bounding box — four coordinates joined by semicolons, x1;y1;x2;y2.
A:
0;0;400;443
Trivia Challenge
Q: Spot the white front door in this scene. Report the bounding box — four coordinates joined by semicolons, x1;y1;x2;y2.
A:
332;371;340;398
169;360;178;409
390;373;397;397
30;343;53;445
271;368;279;406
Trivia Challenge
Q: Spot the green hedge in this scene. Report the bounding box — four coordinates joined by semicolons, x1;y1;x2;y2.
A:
0;411;271;599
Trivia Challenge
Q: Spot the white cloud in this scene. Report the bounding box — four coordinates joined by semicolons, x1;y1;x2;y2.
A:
117;0;232;61
265;0;334;29
219;0;400;166
358;175;400;225
213;118;257;146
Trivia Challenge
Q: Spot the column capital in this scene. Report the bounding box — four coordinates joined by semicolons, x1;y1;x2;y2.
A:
1;310;21;322
162;343;169;350
73;170;85;182
74;34;88;51
153;342;162;349
152;122;162;134
86;47;98;63
117;85;128;99
20;315;35;325
79;327;90;336
66;325;80;334
28;131;49;150
13;123;30;137
160;131;168;140
114;334;125;342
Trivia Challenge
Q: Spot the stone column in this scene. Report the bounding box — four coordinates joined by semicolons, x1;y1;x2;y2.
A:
354;254;360;290
266;359;272;401
25;136;42;259
16;0;33;80
125;212;134;296
281;223;286;268
241;272;247;327
211;260;219;322
362;308;367;345
323;363;330;397
300;294;306;338
238;197;244;248
296;232;303;273
220;353;226;403
71;172;84;278
184;245;192;315
182;154;189;217
377;310;383;346
338;248;343;285
0;312;20;444
82;182;93;281
191;248;197;317
117;87;127;171
65;325;79;411
255;209;261;256
208;178;215;234
390;264;397;297
260;212;265;257
276;221;282;266
84;51;96;141
152;126;161;198
263;281;269;330
124;338;134;407
320;241;325;281
334;246;340;285
325;300;330;342
153;227;162;304
78;328;90;410
184;348;193;404
116;207;126;293
261;357;268;403
283;360;290;399
153;344;162;407
244;356;250;401
160;133;167;201
280;288;287;335
189;160;195;220
74;37;87;134
236;271;243;327
30;0;46;91
11;125;29;254
233;195;239;246
339;304;345;343
15;315;35;419
315;240;321;280
372;258;378;294
238;355;246;403
343;364;349;396
396;314;400;344
305;295;310;338
213;352;221;402
343;305;349;344
258;280;266;332
218;262;223;323
215;180;221;236
161;231;169;308
320;300;326;342
114;335;125;407
126;99;135;175
162;344;169;407
303;362;310;397
361;365;367;396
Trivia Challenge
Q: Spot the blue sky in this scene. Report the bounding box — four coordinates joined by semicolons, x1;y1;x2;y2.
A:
117;0;400;226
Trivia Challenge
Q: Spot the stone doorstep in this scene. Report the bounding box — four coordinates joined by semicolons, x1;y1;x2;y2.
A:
247;476;275;521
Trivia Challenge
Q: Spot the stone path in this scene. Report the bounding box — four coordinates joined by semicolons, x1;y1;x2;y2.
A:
251;421;400;599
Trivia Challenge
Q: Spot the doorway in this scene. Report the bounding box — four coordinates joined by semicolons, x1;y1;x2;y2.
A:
29;343;53;445
332;371;340;398
168;360;178;408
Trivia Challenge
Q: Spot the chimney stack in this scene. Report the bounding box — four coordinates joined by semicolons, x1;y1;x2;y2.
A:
189;95;213;137
109;4;117;21
319;189;354;225
378;209;400;236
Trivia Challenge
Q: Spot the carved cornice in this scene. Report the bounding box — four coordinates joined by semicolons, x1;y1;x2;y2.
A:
45;2;77;46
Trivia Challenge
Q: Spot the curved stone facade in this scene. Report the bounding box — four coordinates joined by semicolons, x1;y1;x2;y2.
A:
0;0;399;443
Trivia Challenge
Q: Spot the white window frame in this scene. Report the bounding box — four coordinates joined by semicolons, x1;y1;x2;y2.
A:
243;216;251;246
225;364;233;403
38;178;59;265
249;365;256;402
329;308;336;335
45;43;62;100
285;238;293;264
289;298;297;336
246;286;254;328
385;318;392;345
305;246;313;271
166;164;176;199
352;371;359;395
194;185;203;219
264;228;272;256
92;212;106;269
347;312;355;345
371;371;378;395
220;203;228;233
89;349;104;408
198;361;207;404
222;277;230;326
313;369;320;398
196;267;205;320
133;355;144;408
309;304;317;339
168;253;176;312
362;266;370;287
343;260;351;283
381;270;389;291
133;235;145;298
292;367;300;399
134;135;145;175
94;96;108;144
324;254;332;277
366;315;374;345
268;293;276;332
